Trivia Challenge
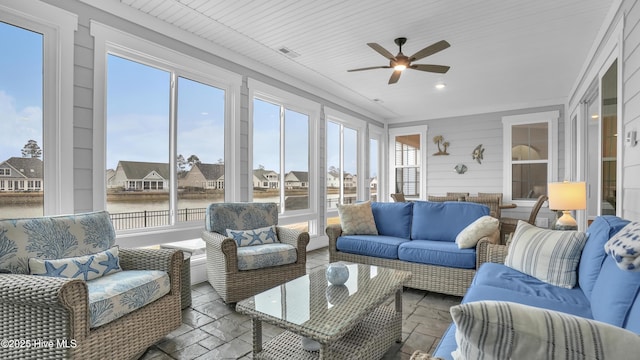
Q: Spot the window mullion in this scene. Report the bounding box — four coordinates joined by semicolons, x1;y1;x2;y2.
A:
280;105;286;213
169;73;178;225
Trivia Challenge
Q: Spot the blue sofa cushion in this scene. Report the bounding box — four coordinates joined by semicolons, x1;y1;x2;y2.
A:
624;293;640;333
336;235;409;259
433;323;457;360
397;240;476;269
590;255;640;327
370;202;413;239
472;263;592;315
579;215;630;298
411;201;489;241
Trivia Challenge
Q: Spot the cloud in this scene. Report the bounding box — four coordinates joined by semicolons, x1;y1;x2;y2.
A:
0;90;42;160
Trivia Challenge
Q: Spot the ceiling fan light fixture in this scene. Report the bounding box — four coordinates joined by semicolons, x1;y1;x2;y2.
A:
394;64;407;71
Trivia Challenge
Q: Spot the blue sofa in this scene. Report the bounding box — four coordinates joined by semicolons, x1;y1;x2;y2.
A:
433;215;640;359
327;201;500;296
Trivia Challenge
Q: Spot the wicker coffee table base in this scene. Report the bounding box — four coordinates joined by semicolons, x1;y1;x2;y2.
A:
253;306;401;360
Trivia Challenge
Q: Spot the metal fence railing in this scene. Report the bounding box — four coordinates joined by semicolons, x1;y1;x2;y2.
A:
109;208;206;231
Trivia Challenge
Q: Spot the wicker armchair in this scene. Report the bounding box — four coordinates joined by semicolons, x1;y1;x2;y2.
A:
390;193;406;202
0;211;182;360
500;195;548;243
201;203;309;303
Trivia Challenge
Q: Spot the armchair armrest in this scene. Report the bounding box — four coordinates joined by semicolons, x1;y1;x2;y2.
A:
201;230;239;272
119;248;182;296
0;274;90;339
276;227;309;248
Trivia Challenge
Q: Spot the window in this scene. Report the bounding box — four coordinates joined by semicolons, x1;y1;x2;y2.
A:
252;98;310;212
92;21;240;247
502;111;558;203
326;121;360;208
369;124;384;202
248;79;319;233
0;3;75;217
388;126;427;200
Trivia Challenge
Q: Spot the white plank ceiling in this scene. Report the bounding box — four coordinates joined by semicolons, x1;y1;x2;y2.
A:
116;0;613;123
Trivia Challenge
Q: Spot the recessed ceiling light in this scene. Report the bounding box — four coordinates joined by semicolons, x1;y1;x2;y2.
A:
591;114;599;119
435;82;446;89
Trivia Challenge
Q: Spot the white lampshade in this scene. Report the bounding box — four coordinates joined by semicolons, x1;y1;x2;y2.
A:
548;182;586;211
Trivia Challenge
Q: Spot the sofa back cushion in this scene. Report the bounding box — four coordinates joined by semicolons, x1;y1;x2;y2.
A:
578;215;630;298
590;254;640;327
371;202;413;239
0;211;116;274
623;292;640;334
411;201;489;241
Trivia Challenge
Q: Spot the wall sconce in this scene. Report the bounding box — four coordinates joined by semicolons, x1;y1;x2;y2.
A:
548;181;586;230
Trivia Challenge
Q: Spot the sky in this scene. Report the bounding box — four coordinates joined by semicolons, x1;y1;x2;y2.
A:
0;21;370;178
0;22;43;162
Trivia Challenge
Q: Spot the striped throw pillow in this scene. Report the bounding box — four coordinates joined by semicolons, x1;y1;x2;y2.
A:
451;301;640;360
504;221;587;288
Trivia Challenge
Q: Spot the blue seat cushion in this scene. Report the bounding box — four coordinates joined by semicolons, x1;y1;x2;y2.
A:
236;243;297;270
87;270;171;328
397;240;476;269
472;263;592;316
336;235;408;259
411;201;489;241
590;255;640;327
579;215;630;298
371;201;413;239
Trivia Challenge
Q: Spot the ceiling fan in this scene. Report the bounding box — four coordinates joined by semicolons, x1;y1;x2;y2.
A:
347;37;450;84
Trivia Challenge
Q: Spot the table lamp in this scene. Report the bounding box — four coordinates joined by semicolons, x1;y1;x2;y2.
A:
548;181;586;230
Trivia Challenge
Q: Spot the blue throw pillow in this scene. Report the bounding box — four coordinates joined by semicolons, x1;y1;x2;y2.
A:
226;225;279;247
29;246;122;281
370;202;413;239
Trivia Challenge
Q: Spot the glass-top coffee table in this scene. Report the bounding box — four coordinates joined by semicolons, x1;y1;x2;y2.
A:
236;262;411;359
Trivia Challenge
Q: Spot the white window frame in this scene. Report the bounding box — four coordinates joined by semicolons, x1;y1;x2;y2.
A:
368;123;385;202
502;110;558;206
91;21;241;248
388;125;428;200
0;1;76;215
324;107;366;218
248;78;320;232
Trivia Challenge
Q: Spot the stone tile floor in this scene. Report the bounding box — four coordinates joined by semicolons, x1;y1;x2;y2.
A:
140;248;461;359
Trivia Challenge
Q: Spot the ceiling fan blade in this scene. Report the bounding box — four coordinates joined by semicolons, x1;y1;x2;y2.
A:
409;40;450;62
367;43;396;61
388;70;402;84
347;66;392;72
411;64;450;73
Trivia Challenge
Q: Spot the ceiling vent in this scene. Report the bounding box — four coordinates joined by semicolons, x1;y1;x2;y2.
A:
278;46;300;58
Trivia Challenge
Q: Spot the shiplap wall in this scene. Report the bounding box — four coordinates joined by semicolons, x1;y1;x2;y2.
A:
623;0;640;220
389;104;565;226
73;15;95;213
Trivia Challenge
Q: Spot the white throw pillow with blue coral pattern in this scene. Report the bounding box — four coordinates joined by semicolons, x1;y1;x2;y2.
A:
29;246;122;281
226;225;279;247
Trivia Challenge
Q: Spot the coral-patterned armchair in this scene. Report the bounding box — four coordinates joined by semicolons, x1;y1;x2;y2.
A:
0;211;182;360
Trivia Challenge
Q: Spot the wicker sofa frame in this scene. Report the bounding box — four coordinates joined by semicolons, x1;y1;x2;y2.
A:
326;224;496;297
0;248;183;360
